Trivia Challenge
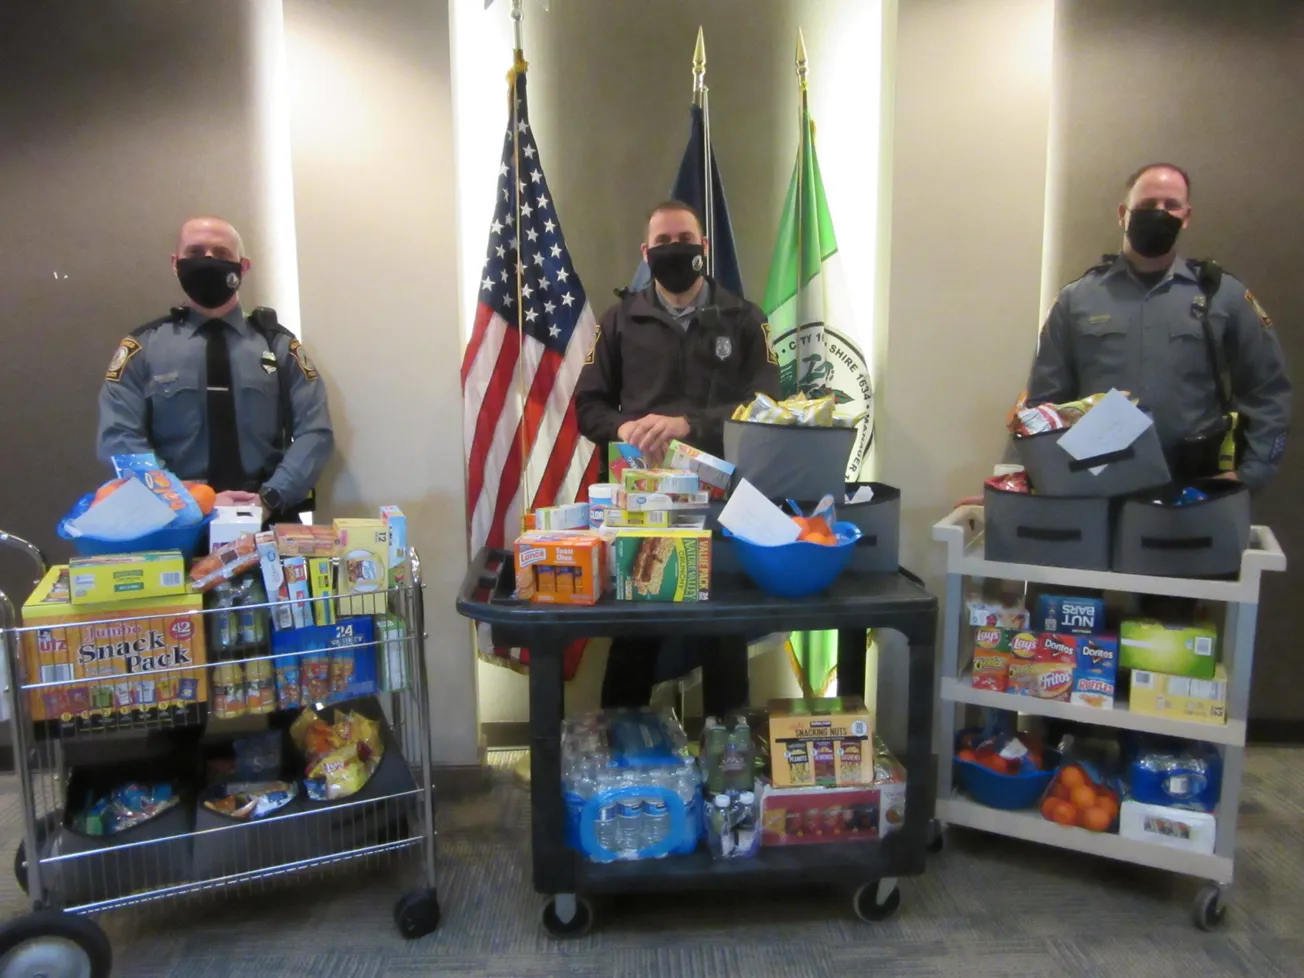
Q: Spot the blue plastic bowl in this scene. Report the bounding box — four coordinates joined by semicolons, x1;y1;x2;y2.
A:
954;729;1059;810
57;492;215;557
721;521;862;598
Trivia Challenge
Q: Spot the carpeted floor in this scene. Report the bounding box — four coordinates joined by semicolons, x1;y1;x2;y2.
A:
1;747;1301;977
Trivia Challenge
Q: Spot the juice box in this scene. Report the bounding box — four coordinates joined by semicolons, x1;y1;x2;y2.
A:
21;566;207;727
663;440;734;500
68;551;186;605
308;557;336;626
283;556;313;629
534;502;590;530
767;697;873;788
620;469;701;495
1035;594;1107;635
375;613;409;691
613;529;711;601
334;518;389;616
274;524;336;558
514;531;606;605
971;650;1011;692
1007;661;1073;701
1120;619;1217;679
1129;665;1228;724
255;531;295;631
379;505;409;588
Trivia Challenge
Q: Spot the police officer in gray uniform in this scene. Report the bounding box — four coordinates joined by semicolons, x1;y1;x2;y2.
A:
1027;163;1290;489
97;217;333;521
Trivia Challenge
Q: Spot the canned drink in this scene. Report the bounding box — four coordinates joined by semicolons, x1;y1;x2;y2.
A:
213;662;247;719
234;576;269;648
244;658;275;714
208;583;239;653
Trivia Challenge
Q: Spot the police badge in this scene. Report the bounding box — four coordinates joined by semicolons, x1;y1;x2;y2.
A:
714;335;732;361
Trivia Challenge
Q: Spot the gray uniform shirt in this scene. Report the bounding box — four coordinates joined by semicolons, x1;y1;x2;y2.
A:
96;305;334;506
656;280;712;331
1027;255;1290;489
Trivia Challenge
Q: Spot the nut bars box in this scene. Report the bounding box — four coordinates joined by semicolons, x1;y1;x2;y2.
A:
613;529;711;601
767;697;873;788
21;566;207;728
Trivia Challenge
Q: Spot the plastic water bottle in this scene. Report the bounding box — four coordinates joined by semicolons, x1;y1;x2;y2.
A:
615;797;645;855
644;797;670;851
725;720;755;793
594;797;619;853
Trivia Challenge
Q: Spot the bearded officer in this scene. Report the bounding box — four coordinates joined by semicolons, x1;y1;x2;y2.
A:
575;199;780;716
97;216;333;521
1027;163;1290;489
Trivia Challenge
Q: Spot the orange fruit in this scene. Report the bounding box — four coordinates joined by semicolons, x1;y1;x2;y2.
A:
1080;806;1112;833
92;479;127;505
1040;798;1060;822
956;749;979;764
1070;785;1098;811
1052;783;1072;802
185;483;217;515
980;755;1010;775
1095;794;1119;820
1058;766;1087;791
1050;800;1078;827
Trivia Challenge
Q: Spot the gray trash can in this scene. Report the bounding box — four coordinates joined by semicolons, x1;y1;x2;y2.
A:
723;421;854;501
983;485;1111;570
1014;422;1170;498
1112;480;1250;578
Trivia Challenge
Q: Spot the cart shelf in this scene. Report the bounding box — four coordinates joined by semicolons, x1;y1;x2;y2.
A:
941;672;1246;746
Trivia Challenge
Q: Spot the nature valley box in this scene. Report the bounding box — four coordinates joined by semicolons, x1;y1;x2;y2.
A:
20;566;207;729
613;529;711;601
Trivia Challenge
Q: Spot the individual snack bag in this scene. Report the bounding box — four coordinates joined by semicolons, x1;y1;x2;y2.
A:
788;394;836;427
1010;403;1066;437
297;710;385;801
984;471;1031;494
1054;391;1135;426
110;453;205;526
204;781;298;820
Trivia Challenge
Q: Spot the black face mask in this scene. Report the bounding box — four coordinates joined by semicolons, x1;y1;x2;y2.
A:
1125;208;1183;259
646;242;705;295
176;256;243;309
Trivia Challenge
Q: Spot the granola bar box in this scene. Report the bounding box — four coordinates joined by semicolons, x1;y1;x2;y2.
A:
613;529;711;602
20;565;208;728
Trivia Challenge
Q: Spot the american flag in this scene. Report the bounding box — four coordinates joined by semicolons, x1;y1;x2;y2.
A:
460;63;599;674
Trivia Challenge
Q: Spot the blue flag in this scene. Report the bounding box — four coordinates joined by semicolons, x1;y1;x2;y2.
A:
629;104;744;298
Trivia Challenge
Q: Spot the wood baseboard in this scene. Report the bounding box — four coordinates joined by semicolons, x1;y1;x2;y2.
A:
481;721;532;749
1247;719;1304;745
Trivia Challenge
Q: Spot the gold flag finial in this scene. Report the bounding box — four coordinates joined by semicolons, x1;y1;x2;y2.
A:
692;26;706;97
796;28;809;91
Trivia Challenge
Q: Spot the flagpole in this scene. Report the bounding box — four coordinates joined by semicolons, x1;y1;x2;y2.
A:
509;0;532;531
692;26;715;279
794;29;809;328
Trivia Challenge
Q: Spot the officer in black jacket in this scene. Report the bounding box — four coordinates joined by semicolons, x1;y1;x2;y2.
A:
575;200;780;715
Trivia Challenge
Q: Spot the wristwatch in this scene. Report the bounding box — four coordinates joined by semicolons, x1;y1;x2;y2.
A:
259;486;285;515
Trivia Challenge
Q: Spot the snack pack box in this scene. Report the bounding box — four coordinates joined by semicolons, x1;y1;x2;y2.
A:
535;502;590;530
966;598;1031;629
602;509;671;528
760;780;905;846
974;627;1039;660
971;650;1011;692
767;697;873;787
607;443;646;485
663;440;735;500
283;556;313;629
21;566;207;727
613;529;711;602
1120;619;1217;679
514;531;606;605
1035;633;1079;665
271;617;376;708
615;489;712;511
1129;666;1228;724
379;505;409;588
334;519;389;616
621;469;701;495
68;551;186;605
1035;595;1107;635
274;524;336;558
1007;661;1073;701
1069;634;1119;708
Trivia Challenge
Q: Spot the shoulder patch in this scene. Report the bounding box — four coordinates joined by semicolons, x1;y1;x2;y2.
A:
1245;290;1273;328
760;322;779;365
105;337;142;382
584;324;601;365
288;339;319;380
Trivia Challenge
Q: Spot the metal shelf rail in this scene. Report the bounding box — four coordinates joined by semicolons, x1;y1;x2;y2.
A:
931;505;1286;930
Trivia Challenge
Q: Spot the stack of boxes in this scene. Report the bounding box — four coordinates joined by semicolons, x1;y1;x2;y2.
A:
1121;620;1225;725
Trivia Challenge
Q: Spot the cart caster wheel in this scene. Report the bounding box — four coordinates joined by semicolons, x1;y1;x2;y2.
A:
541;895;594;939
1193;884;1227;931
853;880;901;922
0;910;112;978
926;819;946;855
14;812;62;895
393;888;441;939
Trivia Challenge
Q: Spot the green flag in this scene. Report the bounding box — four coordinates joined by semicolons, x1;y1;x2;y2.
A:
762;103;874;697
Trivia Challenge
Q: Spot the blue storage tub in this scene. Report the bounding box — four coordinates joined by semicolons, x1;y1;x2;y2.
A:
722;521;862;598
57;492;214;557
954;731;1058;810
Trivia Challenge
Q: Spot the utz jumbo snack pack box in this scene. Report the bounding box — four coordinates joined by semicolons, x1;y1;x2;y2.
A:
20;566;207;729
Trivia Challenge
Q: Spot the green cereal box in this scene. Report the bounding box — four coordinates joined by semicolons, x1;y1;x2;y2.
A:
1120;619;1218;680
613;530;712;601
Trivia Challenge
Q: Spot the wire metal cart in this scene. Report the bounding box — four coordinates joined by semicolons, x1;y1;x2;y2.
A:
0;532;439;978
931;505;1286;930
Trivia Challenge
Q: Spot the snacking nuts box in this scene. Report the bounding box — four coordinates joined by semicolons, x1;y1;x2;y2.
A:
767;697;873;788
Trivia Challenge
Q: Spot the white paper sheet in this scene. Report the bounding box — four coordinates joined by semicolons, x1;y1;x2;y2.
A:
846;485;876;505
718;479;801;546
1055;389;1153;476
66;477;176;541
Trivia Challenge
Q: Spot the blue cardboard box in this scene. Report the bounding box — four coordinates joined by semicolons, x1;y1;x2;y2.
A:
271;616;377;709
1035;594;1107;635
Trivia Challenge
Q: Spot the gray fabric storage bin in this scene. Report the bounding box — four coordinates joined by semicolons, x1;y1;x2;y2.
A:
983;486;1111;570
839;483;901;573
1014;422;1170;498
1112;480;1251;578
723;421;854;501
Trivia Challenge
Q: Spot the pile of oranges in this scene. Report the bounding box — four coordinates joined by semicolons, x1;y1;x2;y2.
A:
1040;764;1119;833
792;515;838;546
92;479;217;515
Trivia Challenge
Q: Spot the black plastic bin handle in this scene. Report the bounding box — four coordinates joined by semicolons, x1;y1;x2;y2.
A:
1016;526;1082;543
1066;445;1136;472
1140;536;1213;551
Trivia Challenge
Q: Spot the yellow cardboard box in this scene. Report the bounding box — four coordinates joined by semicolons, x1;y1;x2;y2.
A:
20;566;208;727
767;697;873;787
68;551;186;605
334;518;389;616
1129;665;1228;725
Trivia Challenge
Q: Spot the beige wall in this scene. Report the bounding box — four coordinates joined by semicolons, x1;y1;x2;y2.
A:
283;0;478;764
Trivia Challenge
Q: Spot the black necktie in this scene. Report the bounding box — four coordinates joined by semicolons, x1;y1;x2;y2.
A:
201;318;245;491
